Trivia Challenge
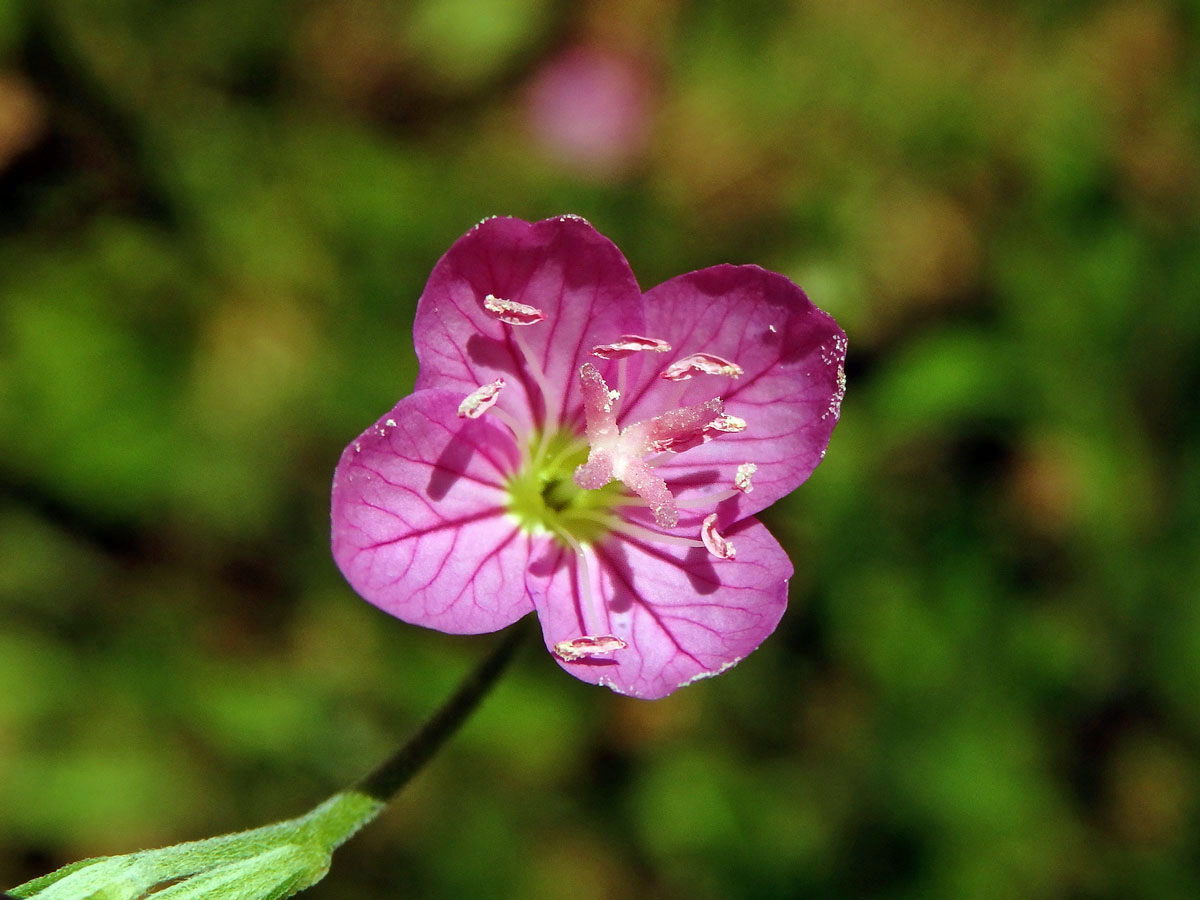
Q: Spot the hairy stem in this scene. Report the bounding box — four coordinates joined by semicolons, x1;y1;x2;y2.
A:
352;622;529;803
6;625;529;900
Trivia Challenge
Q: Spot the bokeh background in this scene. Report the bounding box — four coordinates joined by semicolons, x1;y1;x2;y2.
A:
2;0;1199;897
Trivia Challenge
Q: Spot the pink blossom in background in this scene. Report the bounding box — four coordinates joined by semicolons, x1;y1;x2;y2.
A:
525;48;651;176
331;216;846;699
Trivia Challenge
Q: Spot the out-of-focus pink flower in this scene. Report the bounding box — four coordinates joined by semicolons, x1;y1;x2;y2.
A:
525;47;651;176
331;216;846;699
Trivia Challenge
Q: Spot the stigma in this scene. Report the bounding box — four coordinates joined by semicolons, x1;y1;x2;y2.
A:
573;361;744;529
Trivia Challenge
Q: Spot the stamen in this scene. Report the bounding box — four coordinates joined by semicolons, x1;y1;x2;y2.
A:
553;634;627;662
539;436;590;480
456;377;525;451
457;378;505;418
590;335;672;359
609;518;704;549
659;378;690;413
616;488;741;508
509;324;563;437
560;507;621;532
708;414;746;434
661;352;744;381
485;406;526;446
676;489;739;507
483;294;545;325
701;514;736;559
734;462;757;493
616;356;628;418
555;528;605;636
610;495;650;506
480;292;561;441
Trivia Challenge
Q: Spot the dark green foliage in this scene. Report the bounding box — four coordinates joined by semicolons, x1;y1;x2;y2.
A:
2;1;1198;898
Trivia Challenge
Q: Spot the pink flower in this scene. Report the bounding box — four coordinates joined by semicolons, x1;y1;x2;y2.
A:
331;216;846;699
525;47;651;176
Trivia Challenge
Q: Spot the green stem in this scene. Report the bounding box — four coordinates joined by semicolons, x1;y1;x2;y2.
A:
352;622;529;805
7;624;530;900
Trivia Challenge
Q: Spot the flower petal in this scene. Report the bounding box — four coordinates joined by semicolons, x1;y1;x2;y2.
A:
331;390;534;634
413;216;646;433
620;265;846;520
527;518;792;699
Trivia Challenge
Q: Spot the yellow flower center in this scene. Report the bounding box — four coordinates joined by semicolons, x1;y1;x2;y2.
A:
505;429;625;545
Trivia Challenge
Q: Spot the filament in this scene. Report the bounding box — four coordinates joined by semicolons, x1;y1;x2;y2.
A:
555;528;603;635
616;488;740;508
676;488;738;507
609;519;704;549
484;406;526;453
540;436;589;478
615;356;629;420
510;327;561;436
561;508;621;532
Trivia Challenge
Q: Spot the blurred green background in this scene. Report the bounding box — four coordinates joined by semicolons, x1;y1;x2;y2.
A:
2;0;1198;897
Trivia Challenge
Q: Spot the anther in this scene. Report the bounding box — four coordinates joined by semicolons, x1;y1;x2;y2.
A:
457;378;505;418
707;414;746;434
661;353;744;381
734;462;757;493
701;514;736;560
483;294;545;325
591;335;672;360
554;634;627;661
